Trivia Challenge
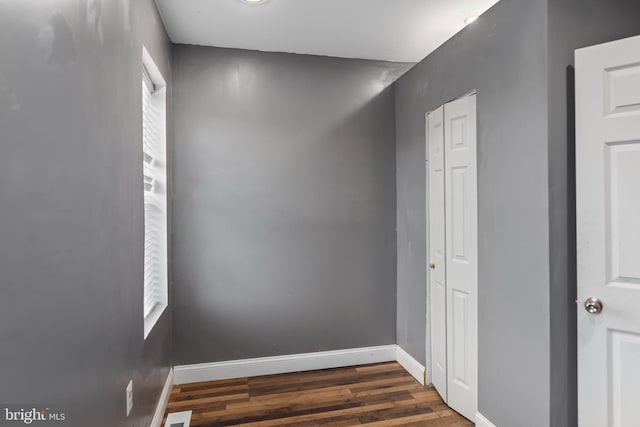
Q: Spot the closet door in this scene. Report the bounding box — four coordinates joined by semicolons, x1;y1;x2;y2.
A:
443;95;477;421
428;106;447;400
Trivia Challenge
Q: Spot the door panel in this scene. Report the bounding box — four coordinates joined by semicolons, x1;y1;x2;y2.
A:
444;95;477;421
609;330;640;427
428;106;447;400
576;35;640;427
606;142;640;282
605;63;640;115
451;167;468;261
451;289;469;388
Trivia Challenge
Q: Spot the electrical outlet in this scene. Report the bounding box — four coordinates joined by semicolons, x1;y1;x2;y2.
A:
126;380;133;416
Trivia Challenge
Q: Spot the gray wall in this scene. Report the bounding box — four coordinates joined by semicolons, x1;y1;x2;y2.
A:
0;1;172;426
547;2;640;426
395;0;551;425
172;45;409;365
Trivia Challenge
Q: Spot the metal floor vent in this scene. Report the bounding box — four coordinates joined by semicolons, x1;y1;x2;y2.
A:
164;410;192;427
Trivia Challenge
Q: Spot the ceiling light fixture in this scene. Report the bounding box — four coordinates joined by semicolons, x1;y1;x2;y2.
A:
464;16;479;25
240;0;267;4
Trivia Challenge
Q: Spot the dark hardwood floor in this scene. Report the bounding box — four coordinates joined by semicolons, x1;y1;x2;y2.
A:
164;362;472;426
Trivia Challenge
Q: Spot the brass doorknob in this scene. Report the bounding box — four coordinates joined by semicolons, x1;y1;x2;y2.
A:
584;297;604;314
430;263;436;269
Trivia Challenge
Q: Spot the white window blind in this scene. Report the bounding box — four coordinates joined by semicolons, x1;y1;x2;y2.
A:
142;49;167;338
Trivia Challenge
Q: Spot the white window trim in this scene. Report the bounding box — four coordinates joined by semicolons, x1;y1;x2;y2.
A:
142;46;168;339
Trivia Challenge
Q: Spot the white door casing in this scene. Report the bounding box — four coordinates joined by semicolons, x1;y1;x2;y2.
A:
576;35;640;427
443;95;478;421
428;106;447;400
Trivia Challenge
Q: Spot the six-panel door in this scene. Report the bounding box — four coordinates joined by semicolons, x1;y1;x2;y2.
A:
427;95;478;422
443;95;478;422
576;35;640;427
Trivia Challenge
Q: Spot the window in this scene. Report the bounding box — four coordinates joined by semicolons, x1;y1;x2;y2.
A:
142;47;168;339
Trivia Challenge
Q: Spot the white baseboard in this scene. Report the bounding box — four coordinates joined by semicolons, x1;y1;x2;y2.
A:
173;345;397;385
150;368;173;427
476;412;497;427
395;346;425;385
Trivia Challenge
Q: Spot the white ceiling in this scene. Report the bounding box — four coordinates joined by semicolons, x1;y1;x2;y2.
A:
155;0;500;63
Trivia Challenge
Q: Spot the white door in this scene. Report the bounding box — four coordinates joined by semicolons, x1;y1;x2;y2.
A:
427;95;478;421
444;95;478;421
428;106;447;400
576;35;640;427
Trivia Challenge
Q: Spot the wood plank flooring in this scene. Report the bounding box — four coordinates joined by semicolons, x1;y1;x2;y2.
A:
164;362;473;426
